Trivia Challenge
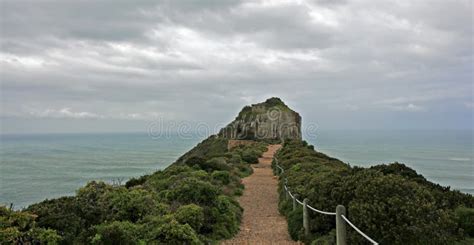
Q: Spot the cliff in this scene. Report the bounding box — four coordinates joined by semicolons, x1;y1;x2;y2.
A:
218;97;302;141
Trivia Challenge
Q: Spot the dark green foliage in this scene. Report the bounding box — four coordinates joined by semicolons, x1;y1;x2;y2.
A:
237;105;252;118
150;220;202;244
371;163;474;210
0;206;62;244
10;135;266;243
456;207;474;237
99;187;162;222
125;175;148;188
237;98;289;118
201;157;231;171
75;181;114;227
26;197;83;242
287;208;303;240
345;171;459;244
310;230;336;245
232;142;267;164
263;97;287;108
241;149;260;163
174;204;204;231
212;171;231;185
184;156;206;167
206;195;242;239
91;221;142;245
276;139;474;244
167;178;220;205
369;162;425;181
175;135;228;164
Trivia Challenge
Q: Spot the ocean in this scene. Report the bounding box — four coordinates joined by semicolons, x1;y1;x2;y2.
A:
0;130;472;209
0;133;202;209
308;130;473;195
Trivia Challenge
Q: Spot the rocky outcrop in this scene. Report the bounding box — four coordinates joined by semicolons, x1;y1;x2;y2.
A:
219;98;301;141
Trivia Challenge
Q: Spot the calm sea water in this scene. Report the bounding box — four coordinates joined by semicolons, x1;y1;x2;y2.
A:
0;133;202;209
308;130;473;195
0;130;472;209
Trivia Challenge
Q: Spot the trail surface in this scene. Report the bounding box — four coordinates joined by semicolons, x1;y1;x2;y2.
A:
222;144;300;245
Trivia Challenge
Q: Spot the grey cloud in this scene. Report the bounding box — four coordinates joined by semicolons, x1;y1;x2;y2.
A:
0;0;472;133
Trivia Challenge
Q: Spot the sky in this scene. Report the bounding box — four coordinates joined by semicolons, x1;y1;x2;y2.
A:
0;0;472;134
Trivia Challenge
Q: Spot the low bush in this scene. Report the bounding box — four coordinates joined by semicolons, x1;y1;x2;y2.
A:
149;219;201;244
0;206;62;244
174;204;204;231
91;221;142;245
212;171;231;185
456;207;474;237
241;149;260;163
275;139;474;244
202;157;231;171
3;135;267;244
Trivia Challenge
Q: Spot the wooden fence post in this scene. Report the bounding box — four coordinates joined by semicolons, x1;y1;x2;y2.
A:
292;194;297;211
336;205;347;245
303;198;309;237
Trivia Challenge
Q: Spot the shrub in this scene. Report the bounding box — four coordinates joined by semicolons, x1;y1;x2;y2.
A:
456;207;474;237
91;221;142;245
22;134;257;243
76;181;113;227
211;171;230;185
287;208;303;240
99;188;161;222
150;220;202;244
26;196;83;242
346;172;459;244
206;195;242;240
125;175;149;188
310;229;335;245
227;153;243;164
275;139;474;244
167;178;220;206
0;206;62;244
202;157;231;171
174;204;205;231
184;156;206;167
241;149;259;163
176;136;228;164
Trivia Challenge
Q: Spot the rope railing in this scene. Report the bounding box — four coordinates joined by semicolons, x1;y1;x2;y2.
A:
341;214;378;245
274;157;378;245
296;198;304;205
307;204;337;216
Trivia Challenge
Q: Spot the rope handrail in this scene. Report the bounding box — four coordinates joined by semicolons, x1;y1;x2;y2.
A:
296;198;304;205
276;160;339;216
274;156;378;244
285;185;335;215
341;215;378;245
288;190;294;199
307;204;336;216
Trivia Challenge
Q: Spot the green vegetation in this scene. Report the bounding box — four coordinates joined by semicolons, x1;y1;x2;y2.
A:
174;135;228;165
236;97;291;120
0;206;61;244
275;140;474;245
1;136;268;244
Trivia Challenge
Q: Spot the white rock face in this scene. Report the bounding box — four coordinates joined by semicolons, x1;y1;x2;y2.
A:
219;98;301;141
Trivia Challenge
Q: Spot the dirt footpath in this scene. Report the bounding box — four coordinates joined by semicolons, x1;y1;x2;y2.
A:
222;144;300;245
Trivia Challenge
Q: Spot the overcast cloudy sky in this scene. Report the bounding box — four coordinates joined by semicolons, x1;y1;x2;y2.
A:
1;0;472;134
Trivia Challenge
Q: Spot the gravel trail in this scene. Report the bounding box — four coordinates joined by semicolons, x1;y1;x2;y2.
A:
222;144;300;245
